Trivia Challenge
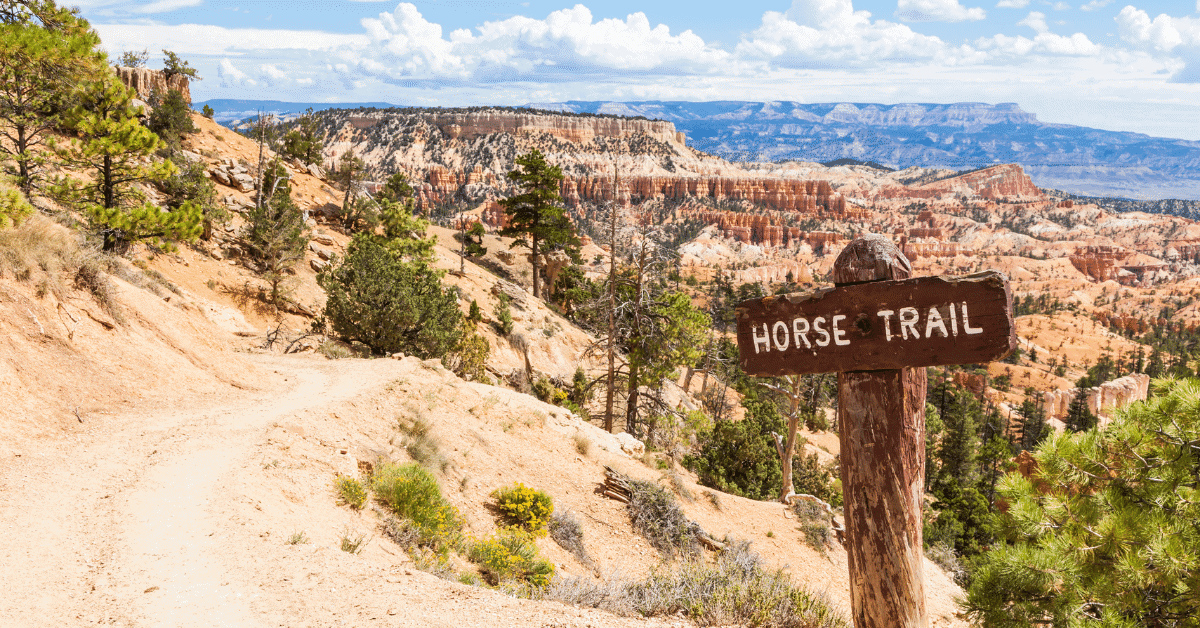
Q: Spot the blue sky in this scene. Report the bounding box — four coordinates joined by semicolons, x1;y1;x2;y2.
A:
74;1;1200;140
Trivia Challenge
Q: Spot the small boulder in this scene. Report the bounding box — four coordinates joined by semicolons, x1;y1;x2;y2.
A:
310;258;329;272
306;163;324;179
496;250;515;265
233;173;255;193
615;432;645;457
209;167;231;186
313;233;335;246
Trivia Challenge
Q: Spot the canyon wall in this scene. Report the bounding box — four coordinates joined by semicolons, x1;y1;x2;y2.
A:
114;67;192;104
1042;373;1151;426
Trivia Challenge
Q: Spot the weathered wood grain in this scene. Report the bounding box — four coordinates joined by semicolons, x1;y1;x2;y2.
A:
835;236;929;628
735;271;1016;375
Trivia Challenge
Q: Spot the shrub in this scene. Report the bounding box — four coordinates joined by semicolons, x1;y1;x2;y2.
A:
493;293;514;336
201;104;214;119
398;415;445;470
147;88;196;153
793;501;831;556
371;462;461;547
468;528;555;589
334;475;367;510
493;483;553;534
0;184;33;229
286;531;308;545
321;236;462;358
339;527;370;554
443;321;490;382
573;433;592;456
627;479;698;559
542;541;847;628
549;511;593;568
686;397;783;500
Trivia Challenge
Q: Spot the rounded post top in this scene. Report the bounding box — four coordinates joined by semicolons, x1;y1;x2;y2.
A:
833;234;912;285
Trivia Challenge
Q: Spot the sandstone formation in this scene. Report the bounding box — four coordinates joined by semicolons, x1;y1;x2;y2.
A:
1042;373;1150;425
114;66;192;104
877;164;1041;201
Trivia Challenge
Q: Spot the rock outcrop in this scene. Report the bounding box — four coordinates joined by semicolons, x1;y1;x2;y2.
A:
114;66;192;104
1043;373;1151;425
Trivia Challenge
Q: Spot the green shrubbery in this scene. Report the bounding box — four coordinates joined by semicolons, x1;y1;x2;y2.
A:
321;236;462;358
372;462;462;548
493;483;554;534
0;184;32;229
966;378;1200;627
468;528;555;589
334;475;367;510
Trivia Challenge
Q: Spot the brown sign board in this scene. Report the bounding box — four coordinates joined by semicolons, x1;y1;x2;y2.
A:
735;271;1016;376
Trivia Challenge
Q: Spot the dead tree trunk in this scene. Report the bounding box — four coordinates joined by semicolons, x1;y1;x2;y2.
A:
604;158;619;433
832;235;928;628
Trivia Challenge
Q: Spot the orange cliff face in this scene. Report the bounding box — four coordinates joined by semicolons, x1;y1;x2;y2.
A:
877;164;1044;201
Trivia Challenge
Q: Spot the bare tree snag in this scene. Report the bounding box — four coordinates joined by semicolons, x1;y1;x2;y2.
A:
833;235;928;628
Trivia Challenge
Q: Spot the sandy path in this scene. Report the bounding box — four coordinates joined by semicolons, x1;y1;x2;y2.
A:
0;355;405;627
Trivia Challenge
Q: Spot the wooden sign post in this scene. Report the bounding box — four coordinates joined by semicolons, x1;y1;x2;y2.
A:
735;235;1015;628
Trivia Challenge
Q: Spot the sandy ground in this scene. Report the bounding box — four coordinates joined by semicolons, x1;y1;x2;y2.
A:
0;354;700;628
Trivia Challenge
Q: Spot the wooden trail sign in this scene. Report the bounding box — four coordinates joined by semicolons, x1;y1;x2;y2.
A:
735;272;1016;375
733;234;1015;628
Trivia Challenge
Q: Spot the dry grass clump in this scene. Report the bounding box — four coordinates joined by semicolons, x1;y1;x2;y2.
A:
925;542;965;584
573;432;592;456
626;479;699;559
541;541;847;628
398;414;448;471
0;214;80;293
793;501;832;557
548;511;593;569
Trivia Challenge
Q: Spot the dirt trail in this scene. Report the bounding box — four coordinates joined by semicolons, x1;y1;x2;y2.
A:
0;355;406;627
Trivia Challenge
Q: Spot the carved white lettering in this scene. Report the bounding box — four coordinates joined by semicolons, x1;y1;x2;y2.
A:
949;302;958;336
752;323;771;353
793;317;812;349
899;307;921;340
813;317;831;347
925;306;949;338
772;321;790;351
877;310;895;341
961;303;983;335
832;315;850;346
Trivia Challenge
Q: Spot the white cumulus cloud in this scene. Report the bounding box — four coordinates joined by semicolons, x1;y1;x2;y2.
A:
217;58;255;87
995;0;1028;8
736;0;947;67
1080;0;1113;12
339;3;734;84
895;0;986;22
1019;11;1049;33
1116;5;1200;82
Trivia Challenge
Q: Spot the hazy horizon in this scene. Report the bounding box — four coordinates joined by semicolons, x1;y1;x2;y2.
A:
76;1;1200;141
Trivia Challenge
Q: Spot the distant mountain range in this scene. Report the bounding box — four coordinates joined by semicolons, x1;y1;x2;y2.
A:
196;99;1200;201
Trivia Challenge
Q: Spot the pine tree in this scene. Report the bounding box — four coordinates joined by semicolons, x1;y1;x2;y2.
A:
335;149;369;231
147;88;195;154
0;2;103;194
281;107;323;166
498;149;577;299
1014;387;1049;452
377;171;412;204
967;378;1200;627
161;49;200;80
240;159;307;307
54;72;200;251
320;236;462;359
1064;386;1097;433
